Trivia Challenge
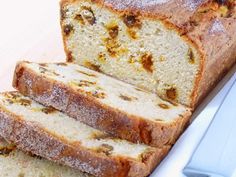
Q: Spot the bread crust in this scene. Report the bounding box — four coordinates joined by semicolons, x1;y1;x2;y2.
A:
60;0;236;108
0;101;170;177
13;62;192;147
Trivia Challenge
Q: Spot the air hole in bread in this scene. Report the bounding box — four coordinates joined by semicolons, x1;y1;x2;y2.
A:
80;6;96;25
141;53;153;73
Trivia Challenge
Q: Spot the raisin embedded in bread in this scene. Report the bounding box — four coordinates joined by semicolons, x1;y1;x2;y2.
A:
0;92;170;177
13;61;192;147
0;137;92;177
60;0;236;108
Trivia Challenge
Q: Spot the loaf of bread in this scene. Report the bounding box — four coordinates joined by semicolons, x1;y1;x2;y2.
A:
60;0;236;108
0;137;92;177
0;92;170;177
13;61;191;147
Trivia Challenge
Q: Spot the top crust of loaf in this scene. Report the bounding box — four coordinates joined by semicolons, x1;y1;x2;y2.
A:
60;0;236;107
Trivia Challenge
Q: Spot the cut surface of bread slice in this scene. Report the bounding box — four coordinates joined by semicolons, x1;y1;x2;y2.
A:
0;92;170;177
0;137;92;177
13;61;192;147
60;0;236;108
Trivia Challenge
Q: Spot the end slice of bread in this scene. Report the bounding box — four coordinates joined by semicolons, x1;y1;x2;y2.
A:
0;92;170;177
0;137;92;177
13;61;192;147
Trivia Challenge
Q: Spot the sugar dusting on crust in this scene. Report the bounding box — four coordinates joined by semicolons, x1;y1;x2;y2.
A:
209;18;226;35
183;0;205;11
104;0;171;10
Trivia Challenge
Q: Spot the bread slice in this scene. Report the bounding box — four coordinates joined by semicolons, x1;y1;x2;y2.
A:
60;0;236;108
0;137;92;177
13;61;192;147
0;92;170;177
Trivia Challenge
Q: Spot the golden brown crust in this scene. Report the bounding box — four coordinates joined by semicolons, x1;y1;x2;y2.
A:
60;0;236;108
0;101;170;177
13;62;192;147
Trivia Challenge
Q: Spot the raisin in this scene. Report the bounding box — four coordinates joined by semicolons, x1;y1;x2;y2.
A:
84;61;101;72
42;106;56;114
0;146;15;156
187;49;195;64
74;14;85;25
141;53;153;73
56;63;68;66
127;28;138;39
76;70;97;77
123;14;142;28
106;24;119;38
158;103;170;109
60;8;68;20
19;99;32;106
98;52;106;63
92;91;106;99
91;132;112;140
119;94;137;101
96;144;113;156
166;87;177;100
63;24;74;36
67;52;75;62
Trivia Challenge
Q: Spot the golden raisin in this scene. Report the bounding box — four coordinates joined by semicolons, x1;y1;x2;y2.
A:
158;103;170;109
141;53;153;73
123;14;142;28
74;14;85;25
96;144;113;156
106;24;119;38
84;61;101;72
0;146;15;156
187;49;195;64
63;24;74;36
76;70;97;77
42;106;57;114
119;94;137;101
166;87;177;100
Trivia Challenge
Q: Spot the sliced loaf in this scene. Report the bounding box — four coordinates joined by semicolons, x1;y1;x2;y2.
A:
13;61;192;147
0;92;170;177
0;137;92;177
60;0;236;107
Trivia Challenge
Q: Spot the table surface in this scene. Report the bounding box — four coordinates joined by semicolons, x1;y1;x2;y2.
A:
0;1;235;177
